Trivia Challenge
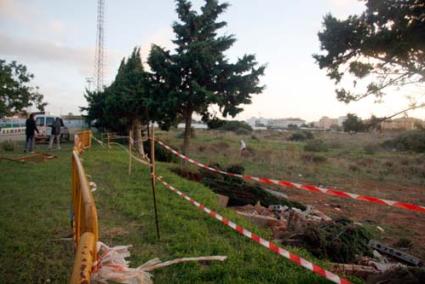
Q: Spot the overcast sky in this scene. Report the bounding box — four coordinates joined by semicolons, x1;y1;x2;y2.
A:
1;0;424;121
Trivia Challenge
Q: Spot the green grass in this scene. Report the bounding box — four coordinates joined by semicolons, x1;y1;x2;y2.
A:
84;145;335;283
0;141;347;283
0;143;74;283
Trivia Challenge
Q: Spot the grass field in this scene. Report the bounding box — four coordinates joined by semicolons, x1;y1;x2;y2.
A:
0;139;347;283
156;129;425;259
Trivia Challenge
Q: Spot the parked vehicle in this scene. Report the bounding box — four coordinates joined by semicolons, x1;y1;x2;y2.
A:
34;114;70;143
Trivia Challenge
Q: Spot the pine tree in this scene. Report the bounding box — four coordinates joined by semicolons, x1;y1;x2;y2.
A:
149;0;265;154
84;48;150;154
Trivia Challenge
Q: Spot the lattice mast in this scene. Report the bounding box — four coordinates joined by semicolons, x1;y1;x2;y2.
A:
94;0;105;92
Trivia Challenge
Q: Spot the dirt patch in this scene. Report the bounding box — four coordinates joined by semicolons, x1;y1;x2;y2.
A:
273;179;425;260
171;167;202;182
103;226;130;238
0;152;57;163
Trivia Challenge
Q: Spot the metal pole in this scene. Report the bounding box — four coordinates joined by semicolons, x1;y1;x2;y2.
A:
149;123;160;240
128;129;132;175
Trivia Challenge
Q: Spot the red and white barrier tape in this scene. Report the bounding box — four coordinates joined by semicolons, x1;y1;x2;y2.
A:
155;176;350;284
156;140;425;214
92;136;105;146
107;142;150;166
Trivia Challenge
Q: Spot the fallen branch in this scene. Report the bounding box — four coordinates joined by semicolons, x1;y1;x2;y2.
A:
142;256;227;272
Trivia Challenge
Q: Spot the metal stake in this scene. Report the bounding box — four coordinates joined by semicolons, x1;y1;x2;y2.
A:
149;123;160;240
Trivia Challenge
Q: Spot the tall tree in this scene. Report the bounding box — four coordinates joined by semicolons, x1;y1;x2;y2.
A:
84;48;149;154
343;113;365;133
314;0;424;110
148;0;265;154
84;48;176;153
107;48;149;154
0;59;46;118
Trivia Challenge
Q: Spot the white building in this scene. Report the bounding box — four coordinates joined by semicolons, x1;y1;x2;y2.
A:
246;117;269;127
267;118;305;129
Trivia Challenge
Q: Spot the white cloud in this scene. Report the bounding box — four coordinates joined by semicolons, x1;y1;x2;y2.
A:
0;0;40;25
0;33;121;77
0;33;93;75
48;19;65;34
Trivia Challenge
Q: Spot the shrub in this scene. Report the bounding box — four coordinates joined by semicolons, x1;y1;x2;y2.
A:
382;130;425;153
348;164;360;172
235;127;251;135
302;153;327;163
251;134;259;140
289;130;314;141
207;118;253;133
363;143;379;155
206;117;226;129
1;141;15;152
218;120;253;133
304;139;328;152
176;127;196;139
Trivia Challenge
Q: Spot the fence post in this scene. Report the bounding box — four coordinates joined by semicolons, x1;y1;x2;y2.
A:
88;130;92;148
128;129;132;176
150;123;160;240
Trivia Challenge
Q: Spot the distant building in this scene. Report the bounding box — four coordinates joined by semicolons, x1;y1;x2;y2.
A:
337;116;347;127
267;118;305;129
380;117;423;131
246;117;268;127
315;116;339;129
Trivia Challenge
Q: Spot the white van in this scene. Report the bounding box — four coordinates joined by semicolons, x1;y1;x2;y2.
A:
34;114;70;142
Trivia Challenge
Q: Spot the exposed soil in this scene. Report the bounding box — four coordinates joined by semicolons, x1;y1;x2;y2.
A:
272;178;425;260
172;166;425;261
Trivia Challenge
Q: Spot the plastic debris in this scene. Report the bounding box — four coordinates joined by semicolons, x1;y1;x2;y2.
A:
91;242;227;284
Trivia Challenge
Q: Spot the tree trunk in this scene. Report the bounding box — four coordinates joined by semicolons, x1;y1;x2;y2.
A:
132;118;145;156
182;109;193;155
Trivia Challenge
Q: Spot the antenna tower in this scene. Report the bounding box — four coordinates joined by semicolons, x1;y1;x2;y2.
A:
94;0;105;92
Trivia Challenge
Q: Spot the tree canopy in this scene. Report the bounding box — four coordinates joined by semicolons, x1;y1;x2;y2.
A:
314;0;424;106
84;49;148;153
148;0;265;153
343;113;365;132
0;59;46;118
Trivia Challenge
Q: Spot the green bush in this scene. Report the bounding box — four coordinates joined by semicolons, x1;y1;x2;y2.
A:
382;130;425;153
302;153;327;163
1;141;15;152
206;117;226;129
289;130;314;141
219;120;253;132
363;143;379;155
304;139;328;152
207;118;253;133
235;127;251;135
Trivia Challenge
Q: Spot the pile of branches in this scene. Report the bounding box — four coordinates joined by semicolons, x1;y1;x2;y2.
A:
199;164;306;210
289;218;372;263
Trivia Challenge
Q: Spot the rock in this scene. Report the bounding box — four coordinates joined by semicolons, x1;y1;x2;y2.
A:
217;194;229;208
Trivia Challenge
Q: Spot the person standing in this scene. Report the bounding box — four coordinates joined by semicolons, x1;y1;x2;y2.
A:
25;114;39;153
48;117;62;150
240;139;248;156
